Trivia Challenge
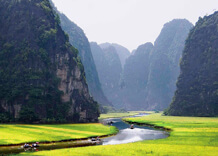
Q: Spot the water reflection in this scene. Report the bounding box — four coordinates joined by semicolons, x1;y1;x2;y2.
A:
102;115;168;145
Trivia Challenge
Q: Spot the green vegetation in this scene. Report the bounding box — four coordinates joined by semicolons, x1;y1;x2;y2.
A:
0;0;71;123
166;12;218;117
0;123;117;145
50;0;112;107
99;111;154;119
99;112;139;119
143;19;193;111
0;0;99;123
20;113;218;155
101;105;130;114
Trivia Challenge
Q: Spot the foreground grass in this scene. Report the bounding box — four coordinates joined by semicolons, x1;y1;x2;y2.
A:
0;123;117;145
18;113;218;156
99;111;150;119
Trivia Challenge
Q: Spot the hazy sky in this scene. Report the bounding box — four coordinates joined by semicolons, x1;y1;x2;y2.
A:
52;0;218;52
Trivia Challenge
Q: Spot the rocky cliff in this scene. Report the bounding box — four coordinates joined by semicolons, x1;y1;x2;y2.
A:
122;43;153;110
0;0;99;123
49;0;112;107
112;19;193;110
166;12;218;116
91;19;193;111
90;43;123;108
145;19;193;110
100;43;130;68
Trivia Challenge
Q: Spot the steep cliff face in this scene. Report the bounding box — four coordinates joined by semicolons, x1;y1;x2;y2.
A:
91;19;193;111
102;46;122;103
90;42;108;89
100;43;130;68
49;1;111;107
90;43;122;108
166;12;218;116
145;19;193;110
0;0;99;123
122;43;153;110
111;44;130;68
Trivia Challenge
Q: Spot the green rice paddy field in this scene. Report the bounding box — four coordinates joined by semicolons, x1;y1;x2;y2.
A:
0;123;117;145
99;112;139;119
17;113;218;156
99;111;153;119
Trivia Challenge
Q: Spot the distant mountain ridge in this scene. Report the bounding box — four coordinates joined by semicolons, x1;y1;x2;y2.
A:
91;19;193;111
100;43;130;68
90;43;122;108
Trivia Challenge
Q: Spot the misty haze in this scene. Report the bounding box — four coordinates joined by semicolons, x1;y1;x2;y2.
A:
0;0;217;155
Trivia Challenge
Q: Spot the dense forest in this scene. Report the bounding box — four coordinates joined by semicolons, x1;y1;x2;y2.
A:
165;12;218;117
0;0;99;123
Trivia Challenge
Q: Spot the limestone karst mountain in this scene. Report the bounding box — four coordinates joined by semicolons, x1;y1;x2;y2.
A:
49;0;112;107
91;19;193;111
90;42;123;108
166;12;218;116
0;0;99;123
145;19;193;110
122;43;153;110
100;43;130;68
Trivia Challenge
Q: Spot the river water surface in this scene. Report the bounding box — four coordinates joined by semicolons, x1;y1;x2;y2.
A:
102;114;168;145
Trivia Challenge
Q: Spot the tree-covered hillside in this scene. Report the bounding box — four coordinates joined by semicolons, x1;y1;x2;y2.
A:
0;0;99;123
49;0;112;107
166;12;218;116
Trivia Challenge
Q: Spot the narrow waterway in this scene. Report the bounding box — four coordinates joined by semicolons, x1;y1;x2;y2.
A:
0;113;169;155
102;114;168;145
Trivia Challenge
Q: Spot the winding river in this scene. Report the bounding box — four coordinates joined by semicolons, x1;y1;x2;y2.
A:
0;113;169;154
102;114;168;145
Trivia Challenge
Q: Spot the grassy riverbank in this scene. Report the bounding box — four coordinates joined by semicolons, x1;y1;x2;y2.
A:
99;111;151;119
18;113;218;156
0;123;117;145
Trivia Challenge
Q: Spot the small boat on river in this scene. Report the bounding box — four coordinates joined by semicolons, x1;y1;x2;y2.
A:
23;143;31;148
90;137;103;145
130;124;134;129
23;142;40;148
